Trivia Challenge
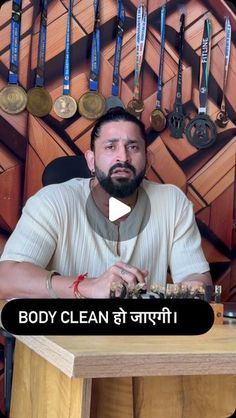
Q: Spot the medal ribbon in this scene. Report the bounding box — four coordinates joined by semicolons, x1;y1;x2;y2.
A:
63;0;73;95
198;19;211;115
89;0;100;92
133;1;147;100
9;0;22;85
111;0;125;96
220;17;231;113
155;5;166;109
174;13;185;109
35;0;48;87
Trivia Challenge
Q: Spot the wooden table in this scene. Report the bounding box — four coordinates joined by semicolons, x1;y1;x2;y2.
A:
1;301;236;418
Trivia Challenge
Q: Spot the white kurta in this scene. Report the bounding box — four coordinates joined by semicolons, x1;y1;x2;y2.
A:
0;178;209;285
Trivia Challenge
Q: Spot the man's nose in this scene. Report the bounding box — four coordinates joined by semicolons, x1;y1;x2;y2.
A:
116;146;131;162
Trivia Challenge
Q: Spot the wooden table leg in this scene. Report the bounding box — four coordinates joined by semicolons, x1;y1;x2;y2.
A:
10;341;92;418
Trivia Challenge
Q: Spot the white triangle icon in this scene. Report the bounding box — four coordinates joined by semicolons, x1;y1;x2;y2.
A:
109;197;131;222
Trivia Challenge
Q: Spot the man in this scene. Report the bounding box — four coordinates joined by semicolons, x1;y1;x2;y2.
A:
0;108;212;299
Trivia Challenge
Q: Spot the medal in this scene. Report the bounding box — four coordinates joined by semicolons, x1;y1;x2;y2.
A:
185;114;217;148
0;0;27;114
215;17;231;128
186;19;217;149
105;0;125;112
0;84;27;114
27;0;52;117
54;95;77;119
168;14;186;138
53;0;77;119
27;87;52;118
126;0;147;119
78;0;105;120
78;91;105;120
150;109;166;132
126;98;144;117
150;5;166;132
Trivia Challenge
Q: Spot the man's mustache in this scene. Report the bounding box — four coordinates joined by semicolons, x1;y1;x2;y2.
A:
108;162;136;176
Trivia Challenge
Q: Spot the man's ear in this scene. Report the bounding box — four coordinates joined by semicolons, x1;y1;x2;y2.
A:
84;150;95;172
146;149;154;174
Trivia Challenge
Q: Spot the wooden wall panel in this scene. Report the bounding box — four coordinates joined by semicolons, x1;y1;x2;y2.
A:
0;143;23;232
0;0;235;300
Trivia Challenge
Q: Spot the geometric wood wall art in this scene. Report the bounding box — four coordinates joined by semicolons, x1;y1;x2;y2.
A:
0;0;235;300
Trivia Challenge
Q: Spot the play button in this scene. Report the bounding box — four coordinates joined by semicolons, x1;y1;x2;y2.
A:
85;182;151;242
109;197;131;222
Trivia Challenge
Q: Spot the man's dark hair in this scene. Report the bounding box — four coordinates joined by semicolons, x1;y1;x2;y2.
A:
90;107;147;151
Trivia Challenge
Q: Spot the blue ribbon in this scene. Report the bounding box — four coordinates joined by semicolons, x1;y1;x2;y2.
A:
63;0;73;95
89;0;100;92
111;0;125;96
156;5;166;109
9;0;22;84
35;0;48;87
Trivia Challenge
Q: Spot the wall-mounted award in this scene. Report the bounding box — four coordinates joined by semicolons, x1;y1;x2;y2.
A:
27;0;52;117
127;0;147;119
150;5;167;132
186;19;217;149
168;13;186;138
105;0;125;112
0;0;27;114
53;0;77;119
78;0;105;120
215;17;231;128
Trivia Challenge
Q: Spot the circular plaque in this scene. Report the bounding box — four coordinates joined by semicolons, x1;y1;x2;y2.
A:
27;87;52;117
0;84;27;114
53;94;77;119
126;98;144;118
105;95;125;113
185;115;217;149
78;91;106;120
150;108;166;132
215;111;229;129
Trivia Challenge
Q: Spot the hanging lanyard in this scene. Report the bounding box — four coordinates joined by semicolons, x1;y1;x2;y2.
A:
198;18;211;114
215;16;231;128
168;13;186;139
133;0;147;100
89;0;100;92
53;0;77;119
221;16;231;112
185;18;217;149
9;0;22;84
111;0;125;96
155;5;166;109
35;0;48;87
63;0;73;95
174;13;185;108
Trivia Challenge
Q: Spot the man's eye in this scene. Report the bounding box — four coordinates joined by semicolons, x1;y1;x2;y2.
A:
128;145;138;150
105;145;115;150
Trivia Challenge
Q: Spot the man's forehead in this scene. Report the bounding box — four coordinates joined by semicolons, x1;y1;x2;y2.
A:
98;121;144;140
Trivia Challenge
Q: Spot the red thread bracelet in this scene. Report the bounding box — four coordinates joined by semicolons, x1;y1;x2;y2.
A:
70;273;88;298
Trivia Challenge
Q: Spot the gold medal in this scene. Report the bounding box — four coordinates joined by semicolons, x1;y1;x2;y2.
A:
150;108;166;132
53;94;77;119
126;98;144;118
27;87;52;117
0;84;27;114
78;91;105;120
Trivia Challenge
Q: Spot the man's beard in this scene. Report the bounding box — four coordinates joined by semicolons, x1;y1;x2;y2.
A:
94;162;146;198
